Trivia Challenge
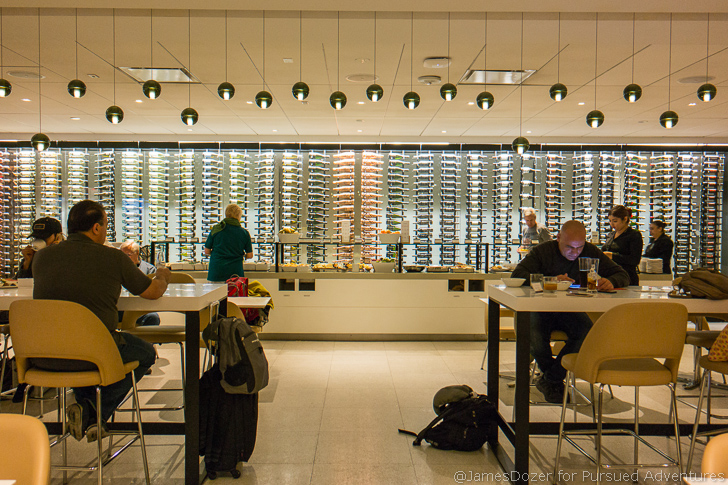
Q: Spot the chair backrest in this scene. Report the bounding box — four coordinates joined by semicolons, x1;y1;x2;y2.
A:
226;301;245;320
170;272;195;284
573;302;687;383
702;432;728;476
0;414;50;485
10;300;126;386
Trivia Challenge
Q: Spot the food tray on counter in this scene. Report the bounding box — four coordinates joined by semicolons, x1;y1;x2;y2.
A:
426;266;450;273
281;266;298;272
403;265;425;273
452;267;475;273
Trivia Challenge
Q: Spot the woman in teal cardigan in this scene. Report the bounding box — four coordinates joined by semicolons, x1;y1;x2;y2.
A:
204;204;253;281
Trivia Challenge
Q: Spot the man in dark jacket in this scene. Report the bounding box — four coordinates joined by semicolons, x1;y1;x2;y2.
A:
511;220;630;403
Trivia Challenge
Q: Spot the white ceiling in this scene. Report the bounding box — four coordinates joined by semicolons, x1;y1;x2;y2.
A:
0;2;726;144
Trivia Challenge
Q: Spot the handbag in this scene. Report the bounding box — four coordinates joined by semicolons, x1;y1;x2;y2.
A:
672;269;728;300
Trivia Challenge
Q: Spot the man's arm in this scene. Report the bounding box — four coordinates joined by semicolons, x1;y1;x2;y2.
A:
139;267;171;300
245;252;253;260
595;251;630;288
538;226;553;243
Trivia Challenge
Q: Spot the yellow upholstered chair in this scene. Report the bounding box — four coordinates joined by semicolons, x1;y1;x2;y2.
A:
0;413;50;485
686;356;728;472
699;431;728;477
553;302;687;485
10;299;149;485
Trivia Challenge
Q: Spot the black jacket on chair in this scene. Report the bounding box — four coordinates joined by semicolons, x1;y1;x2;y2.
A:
602;226;643;286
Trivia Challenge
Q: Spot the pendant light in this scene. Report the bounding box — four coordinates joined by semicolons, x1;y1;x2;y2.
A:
697;14;717;102
623;14;642;103
476;12;494;110
143;10;161;99
67;9;86;98
549;13;567;102
105;9;123;124
181;10;199;125
217;11;235;100
329;12;346;110
403;12;420;110
586;14;604;129
255;11;272;109
32;10;49;151
660;14;678;129
291;11;309;101
0;8;10;97
439;13;456;101
365;12;383;102
512;13;528;155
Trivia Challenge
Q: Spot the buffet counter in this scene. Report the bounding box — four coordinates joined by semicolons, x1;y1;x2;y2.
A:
178;270;672;340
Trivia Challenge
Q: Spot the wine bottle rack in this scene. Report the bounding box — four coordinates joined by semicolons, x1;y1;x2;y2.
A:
386;152;407;260
200;151;223;261
543;153;565;231
414;152;434;265
465;152;487;265
648;153;674;233
597;152;620;240
0;150;16;276
39;150;62;220
177;151;197;261
147;150;170;246
700;153;723;270
66;149;89;207
623;152;645;228
361;151;383;263
121;150;143;243
280;151;302;263
519;153;540;242
673;153;698;274
439;153;460;265
96;150;116;242
492;152;513;264
254;151;275;261
572;153;595;238
228;150;250;226
306;151;330;264
333;151;355;264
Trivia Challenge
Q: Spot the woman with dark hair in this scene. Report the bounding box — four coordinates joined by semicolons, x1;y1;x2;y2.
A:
643;220;674;275
602;205;643;286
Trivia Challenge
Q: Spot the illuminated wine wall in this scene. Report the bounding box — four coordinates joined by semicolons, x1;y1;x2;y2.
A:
0;148;724;277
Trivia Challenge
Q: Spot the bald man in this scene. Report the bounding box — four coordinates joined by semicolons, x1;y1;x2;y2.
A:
511;220;629;403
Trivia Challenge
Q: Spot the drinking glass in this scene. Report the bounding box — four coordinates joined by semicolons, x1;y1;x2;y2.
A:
530;274;543;292
578;258;591;288
543;276;558;293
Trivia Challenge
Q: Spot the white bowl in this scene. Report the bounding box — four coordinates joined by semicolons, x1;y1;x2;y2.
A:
372;262;396;273
501;278;525;287
557;280;572;291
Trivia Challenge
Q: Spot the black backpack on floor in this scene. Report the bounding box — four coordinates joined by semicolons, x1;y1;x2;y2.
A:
398;385;497;452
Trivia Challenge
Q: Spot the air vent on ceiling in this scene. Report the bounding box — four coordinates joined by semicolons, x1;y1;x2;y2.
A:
458;69;536;85
119;67;199;83
418;75;441;86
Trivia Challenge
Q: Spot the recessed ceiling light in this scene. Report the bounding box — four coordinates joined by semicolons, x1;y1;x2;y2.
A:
8;70;44;80
21;98;31;102
357;129;362;133
689;102;696;106
468;101;474;105
357;101;365;105
442;130;447;133
272;129;277;132
526;131;532;134
578;102;585;106
135;99;143;103
246;101;253;105
70;117;81;120
283;58;293;64
355;58;370;64
187;128;193;131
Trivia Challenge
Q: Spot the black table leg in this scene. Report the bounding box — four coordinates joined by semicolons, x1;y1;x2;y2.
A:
513;310;531;485
487;298;500;417
184;310;202;485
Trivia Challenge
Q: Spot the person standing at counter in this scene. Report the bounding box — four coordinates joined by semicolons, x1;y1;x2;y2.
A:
521;208;552;248
602;205;643;286
643;220;674;275
205;204;253;282
511;220;629;403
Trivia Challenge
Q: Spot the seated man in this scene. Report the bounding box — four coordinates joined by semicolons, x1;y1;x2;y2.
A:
16;216;64;278
521;208;552;249
120;240;160;326
33;200;172;441
511;220;629;403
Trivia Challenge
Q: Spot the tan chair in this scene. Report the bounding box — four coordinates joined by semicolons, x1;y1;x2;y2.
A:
119;272;211;411
699;431;728;476
9;299;149;485
480;307;515;370
687;356;728;472
0;413;50;485
553;302;687;485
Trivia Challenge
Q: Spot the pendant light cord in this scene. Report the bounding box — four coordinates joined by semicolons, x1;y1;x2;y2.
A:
75;9;78;79
483;12;487;89
188;10;191;105
447;12;450;83
594;13;598;109
519;13;523;137
667;13;672;110
373;12;376;81
112;9;116;104
1;8;4;78
37;8;41;131
631;13;635;83
225;10;228;81
705;14;710;79
150;9;153;68
556;13;560;82
299;11;303;81
262;11;266;90
410;12;413;91
336;12;339;91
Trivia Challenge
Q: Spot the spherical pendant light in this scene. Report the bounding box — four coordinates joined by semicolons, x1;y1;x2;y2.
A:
217;82;235;100
255;90;272;109
549;83;567;102
105;105;124;124
512;136;529;155
0;78;12;97
366;83;383;102
697;83;717;102
181;107;199;126
67;79;86;98
31;133;50;151
440;83;457;101
291;81;309;101
586;109;604;128
329;91;347;110
142;80;161;99
476;91;494;110
622;83;642;103
403;91;420;110
659;110;678;129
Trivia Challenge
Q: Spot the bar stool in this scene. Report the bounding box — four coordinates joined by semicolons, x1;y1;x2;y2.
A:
10;299;150;485
0;414;50;485
553;302;687;485
698;431;728;476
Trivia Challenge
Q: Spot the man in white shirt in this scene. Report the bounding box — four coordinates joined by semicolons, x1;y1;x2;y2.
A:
521;208;552;248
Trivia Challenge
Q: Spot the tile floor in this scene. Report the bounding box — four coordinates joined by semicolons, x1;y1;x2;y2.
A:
2;340;722;484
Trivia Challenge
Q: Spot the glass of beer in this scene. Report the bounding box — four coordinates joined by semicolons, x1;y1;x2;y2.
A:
578;258;591;288
543;276;558;293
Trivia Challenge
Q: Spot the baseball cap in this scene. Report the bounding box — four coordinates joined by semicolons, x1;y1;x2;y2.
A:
30;217;63;240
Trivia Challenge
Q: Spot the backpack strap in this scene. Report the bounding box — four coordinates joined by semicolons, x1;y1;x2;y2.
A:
398;400;470;446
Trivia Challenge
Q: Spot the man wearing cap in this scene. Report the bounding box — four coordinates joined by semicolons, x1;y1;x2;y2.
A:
16;217;64;279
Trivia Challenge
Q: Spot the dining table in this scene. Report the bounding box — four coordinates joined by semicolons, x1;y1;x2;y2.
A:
482;284;728;485
0;282;229;485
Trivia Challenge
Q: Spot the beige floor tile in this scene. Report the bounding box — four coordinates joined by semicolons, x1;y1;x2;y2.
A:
410;442;493;466
391;372;457;389
385;341;438;352
284;341;337;352
319;406;404;431
262;386;328;407
326;370;395;389
333;341;387;351
433;341;487;352
247;430;319;464
258;404;324;432
323;387;399;408
395;387;446;409
314;429;413;464
311;463;417;485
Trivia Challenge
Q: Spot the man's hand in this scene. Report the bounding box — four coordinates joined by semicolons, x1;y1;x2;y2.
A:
140;267;172;300
556;273;574;283
154;266;172;284
597;278;614;291
21;246;35;269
